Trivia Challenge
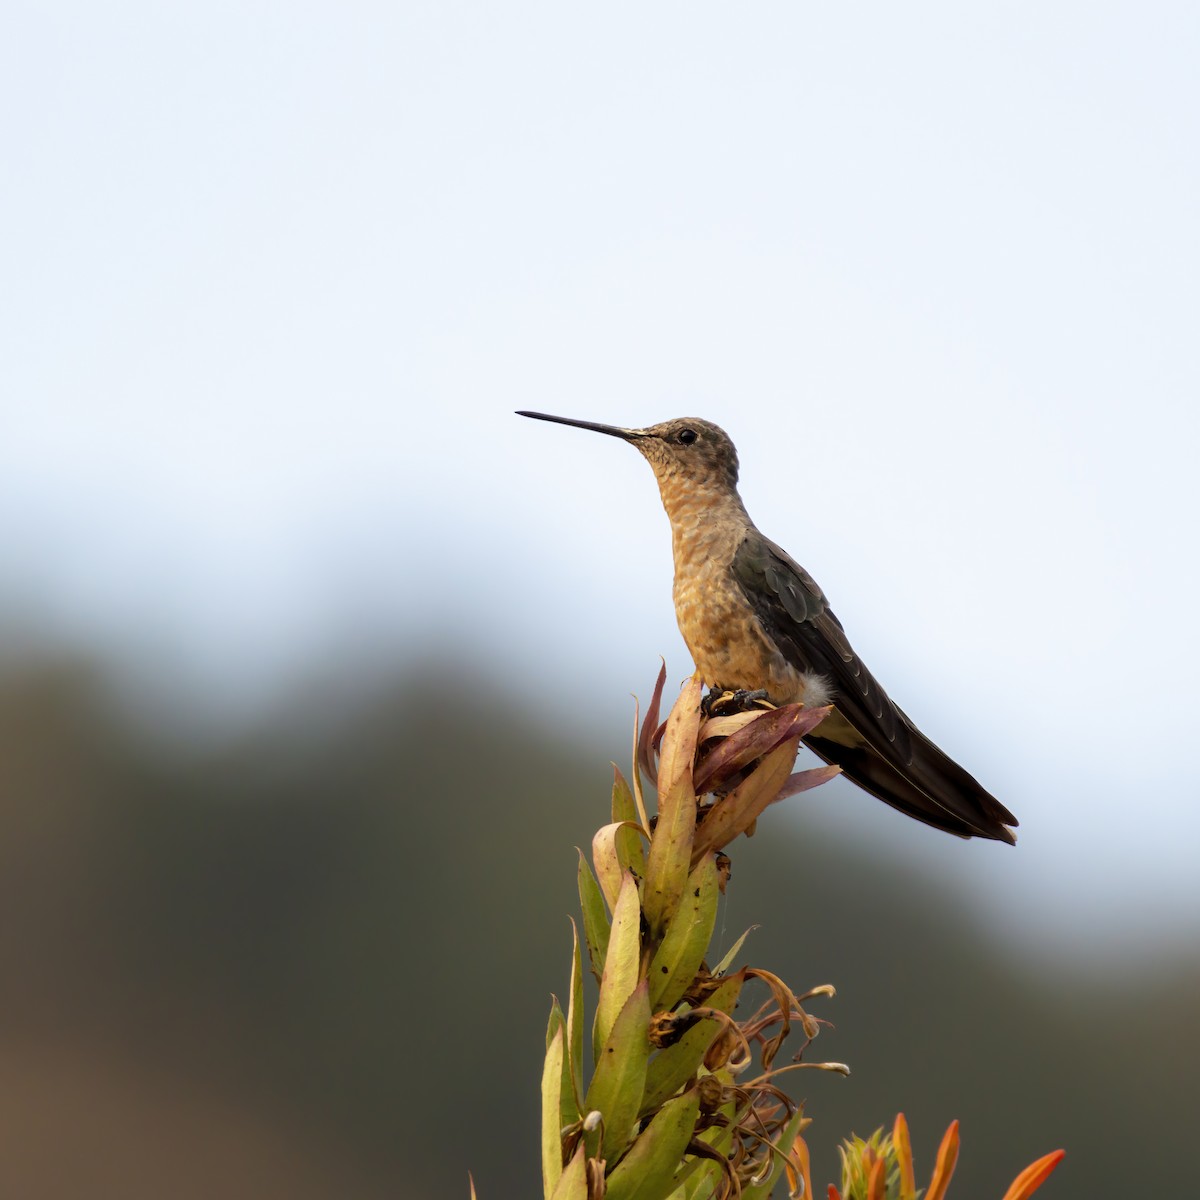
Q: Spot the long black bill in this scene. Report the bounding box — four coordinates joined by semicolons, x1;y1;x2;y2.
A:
516;411;643;441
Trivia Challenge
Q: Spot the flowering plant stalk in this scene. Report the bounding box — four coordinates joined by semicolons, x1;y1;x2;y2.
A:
529;668;1063;1200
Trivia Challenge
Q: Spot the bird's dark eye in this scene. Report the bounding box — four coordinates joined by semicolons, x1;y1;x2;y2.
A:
678;428;698;445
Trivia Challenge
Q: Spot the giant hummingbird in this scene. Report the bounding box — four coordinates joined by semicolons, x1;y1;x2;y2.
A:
518;411;1017;844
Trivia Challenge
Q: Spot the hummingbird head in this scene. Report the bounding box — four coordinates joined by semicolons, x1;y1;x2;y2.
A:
516;412;740;495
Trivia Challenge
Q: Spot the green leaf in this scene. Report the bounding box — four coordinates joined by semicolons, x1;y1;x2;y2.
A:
670;1155;712;1200
541;1024;567;1200
643;766;697;942
738;1103;808;1200
547;992;580;1131
594;872;642;1064
546;995;566;1049
593;822;627;912
642;679;703;939
604;1088;702;1200
594;821;651;912
680;1097;737;1198
648;854;719;1012
566;919;585;1113
612;766;639;824
577;851;611;982
585;979;652;1165
549;1142;589;1200
613;770;649;880
642;973;744;1114
710;926;756;977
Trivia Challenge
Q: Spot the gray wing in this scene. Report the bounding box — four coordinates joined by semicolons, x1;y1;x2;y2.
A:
731;530;1017;842
731;530;913;766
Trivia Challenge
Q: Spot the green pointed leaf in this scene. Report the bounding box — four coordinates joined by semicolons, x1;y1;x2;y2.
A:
670;1109;738;1200
612;766;639;824
711;926;757;977
681;1097;737;1197
546;993;580;1131
585;979;652;1166
549;1142;589;1200
674;1156;717;1199
594;821;651;912
546;995;566;1046
670;1154;711;1200
593;822;626;912
594;871;642;1063
604;1088;702;1200
566;919;585;1112
642;973;744;1113
643;679;704;939
578;851;610;982
648;854;719;1012
542;1024;567;1200
739;1103;808;1200
643;767;697;941
612;769;648;879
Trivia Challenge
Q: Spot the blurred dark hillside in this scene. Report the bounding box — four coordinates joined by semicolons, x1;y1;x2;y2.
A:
0;647;1195;1198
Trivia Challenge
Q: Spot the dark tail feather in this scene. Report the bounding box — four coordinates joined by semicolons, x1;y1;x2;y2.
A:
804;731;1017;844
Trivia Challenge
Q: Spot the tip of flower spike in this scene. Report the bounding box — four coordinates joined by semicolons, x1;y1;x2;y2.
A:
926;1120;960;1200
892;1113;916;1199
1000;1148;1066;1200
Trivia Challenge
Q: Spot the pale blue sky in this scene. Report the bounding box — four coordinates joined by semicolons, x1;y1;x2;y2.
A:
4;3;1198;952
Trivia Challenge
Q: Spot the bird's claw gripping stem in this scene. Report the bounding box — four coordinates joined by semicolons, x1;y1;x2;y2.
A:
701;688;775;718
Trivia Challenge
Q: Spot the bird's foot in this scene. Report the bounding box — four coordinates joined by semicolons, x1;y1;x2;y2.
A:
701;688;775;717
